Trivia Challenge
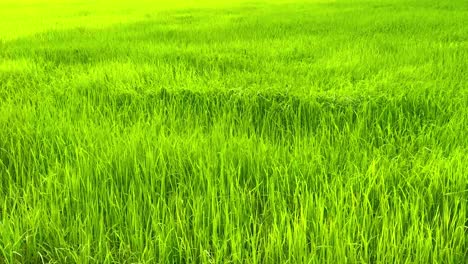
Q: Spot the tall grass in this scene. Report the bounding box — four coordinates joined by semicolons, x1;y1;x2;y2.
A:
1;0;467;263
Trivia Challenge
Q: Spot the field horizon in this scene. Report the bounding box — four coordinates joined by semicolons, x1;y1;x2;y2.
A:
1;0;467;263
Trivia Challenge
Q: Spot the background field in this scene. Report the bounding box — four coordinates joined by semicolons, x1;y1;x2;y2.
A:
1;0;467;263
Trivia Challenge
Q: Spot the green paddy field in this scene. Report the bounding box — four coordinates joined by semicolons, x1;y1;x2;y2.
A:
0;0;467;263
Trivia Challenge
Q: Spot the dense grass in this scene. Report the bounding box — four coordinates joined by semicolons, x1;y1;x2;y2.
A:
1;0;467;263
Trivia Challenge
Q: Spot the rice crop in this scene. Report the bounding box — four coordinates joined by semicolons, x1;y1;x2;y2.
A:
0;0;467;263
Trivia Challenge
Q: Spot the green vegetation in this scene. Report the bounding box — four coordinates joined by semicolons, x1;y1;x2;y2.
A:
0;0;467;262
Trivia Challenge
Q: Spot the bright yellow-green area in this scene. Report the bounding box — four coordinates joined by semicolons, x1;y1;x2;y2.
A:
0;0;467;263
0;0;304;39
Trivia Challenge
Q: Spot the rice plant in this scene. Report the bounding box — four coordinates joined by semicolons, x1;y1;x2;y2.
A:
0;0;467;263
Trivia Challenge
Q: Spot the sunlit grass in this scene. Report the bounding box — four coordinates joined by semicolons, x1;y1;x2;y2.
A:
0;0;467;263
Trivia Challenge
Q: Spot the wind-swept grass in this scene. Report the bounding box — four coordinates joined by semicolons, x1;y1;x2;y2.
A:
0;0;467;263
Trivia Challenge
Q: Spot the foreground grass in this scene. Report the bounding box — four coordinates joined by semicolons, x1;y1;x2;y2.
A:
1;0;467;263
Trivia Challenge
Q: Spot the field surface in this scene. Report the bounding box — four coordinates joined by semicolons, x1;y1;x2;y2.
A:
1;0;467;263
